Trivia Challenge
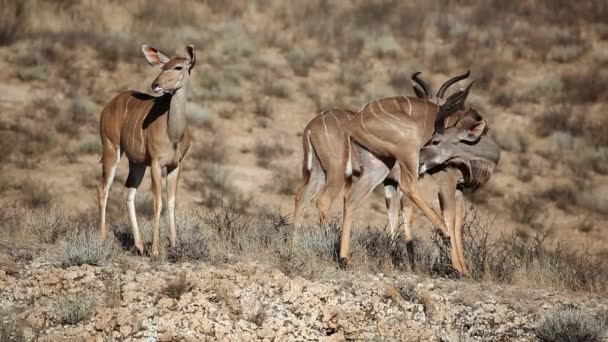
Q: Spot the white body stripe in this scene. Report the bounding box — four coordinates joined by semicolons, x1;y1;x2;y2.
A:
306;131;313;171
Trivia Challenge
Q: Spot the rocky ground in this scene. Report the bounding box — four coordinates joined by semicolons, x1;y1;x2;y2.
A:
1;257;606;341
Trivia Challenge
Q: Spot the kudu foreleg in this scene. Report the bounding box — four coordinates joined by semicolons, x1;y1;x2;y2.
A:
150;159;163;257
454;190;468;275
397;161;449;238
166;164;181;247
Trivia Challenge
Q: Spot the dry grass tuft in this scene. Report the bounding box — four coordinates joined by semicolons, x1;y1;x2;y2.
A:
59;232;116;268
0;0;28;46
54;295;95;325
162;273;192;300
254;141;290;168
0;309;25;342
19;179;52;209
536;305;608;342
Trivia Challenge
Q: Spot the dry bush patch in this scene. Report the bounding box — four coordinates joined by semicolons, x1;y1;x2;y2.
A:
55;295;95;326
0;310;25;342
196;164;252;213
25;208;70;244
536;305;608;342
19;179;52;209
0;0;28;46
162;273;192;300
510;194;543;226
59;232;116;267
254;142;290;168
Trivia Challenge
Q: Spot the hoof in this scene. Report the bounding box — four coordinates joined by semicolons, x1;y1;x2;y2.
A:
134;243;145;256
339;257;349;269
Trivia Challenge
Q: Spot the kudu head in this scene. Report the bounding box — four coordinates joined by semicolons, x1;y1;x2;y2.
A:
419;116;501;189
142;45;196;95
413;71;500;189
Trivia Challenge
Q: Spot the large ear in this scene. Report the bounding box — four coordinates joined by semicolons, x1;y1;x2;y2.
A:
459;120;486;142
141;45;170;67
185;45;196;71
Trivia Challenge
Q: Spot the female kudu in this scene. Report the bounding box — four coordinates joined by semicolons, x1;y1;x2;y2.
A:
98;45;196;256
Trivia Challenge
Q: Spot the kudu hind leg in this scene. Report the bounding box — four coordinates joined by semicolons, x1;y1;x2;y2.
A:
124;162;146;254
294;152;325;228
340;151;390;266
315;166;345;225
98;146;121;240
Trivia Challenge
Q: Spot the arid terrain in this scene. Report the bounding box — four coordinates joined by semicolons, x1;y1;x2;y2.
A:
1;0;607;341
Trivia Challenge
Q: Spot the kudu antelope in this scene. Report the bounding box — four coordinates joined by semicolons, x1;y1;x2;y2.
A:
294;72;471;234
338;72;478;267
98;45;195;256
293;72;496;273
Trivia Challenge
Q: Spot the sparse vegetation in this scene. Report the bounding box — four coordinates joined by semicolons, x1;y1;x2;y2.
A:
59;232;116;267
162;273;192;300
536;305;608;342
19;179;52;209
254;141;290;168
26;207;69;244
286;48;318;77
0;311;25;342
77;135;102;155
510;194;543;226
167;215;210;263
55;295;95;325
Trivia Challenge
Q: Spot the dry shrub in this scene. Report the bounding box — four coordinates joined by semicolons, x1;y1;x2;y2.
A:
254;142;290;168
196;164;252;213
25;208;70;244
337;60;372;95
286;47;318;77
427;208;608;292
19;179;52;209
510;194;543;225
0;311;25;342
167;215;210;263
0;0;28;46
561;65;608;104
254;97;273;119
265;167;299;195
262;77;292;99
59;232;116;267
536;305;608;342
162;273;192;300
536;106;584;138
191;135;227;164
54;295;95;325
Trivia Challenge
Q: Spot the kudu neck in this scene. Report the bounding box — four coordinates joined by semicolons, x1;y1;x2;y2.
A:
167;79;189;143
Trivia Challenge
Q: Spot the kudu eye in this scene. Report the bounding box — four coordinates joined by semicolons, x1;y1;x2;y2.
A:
431;139;440;145
174;66;183;71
